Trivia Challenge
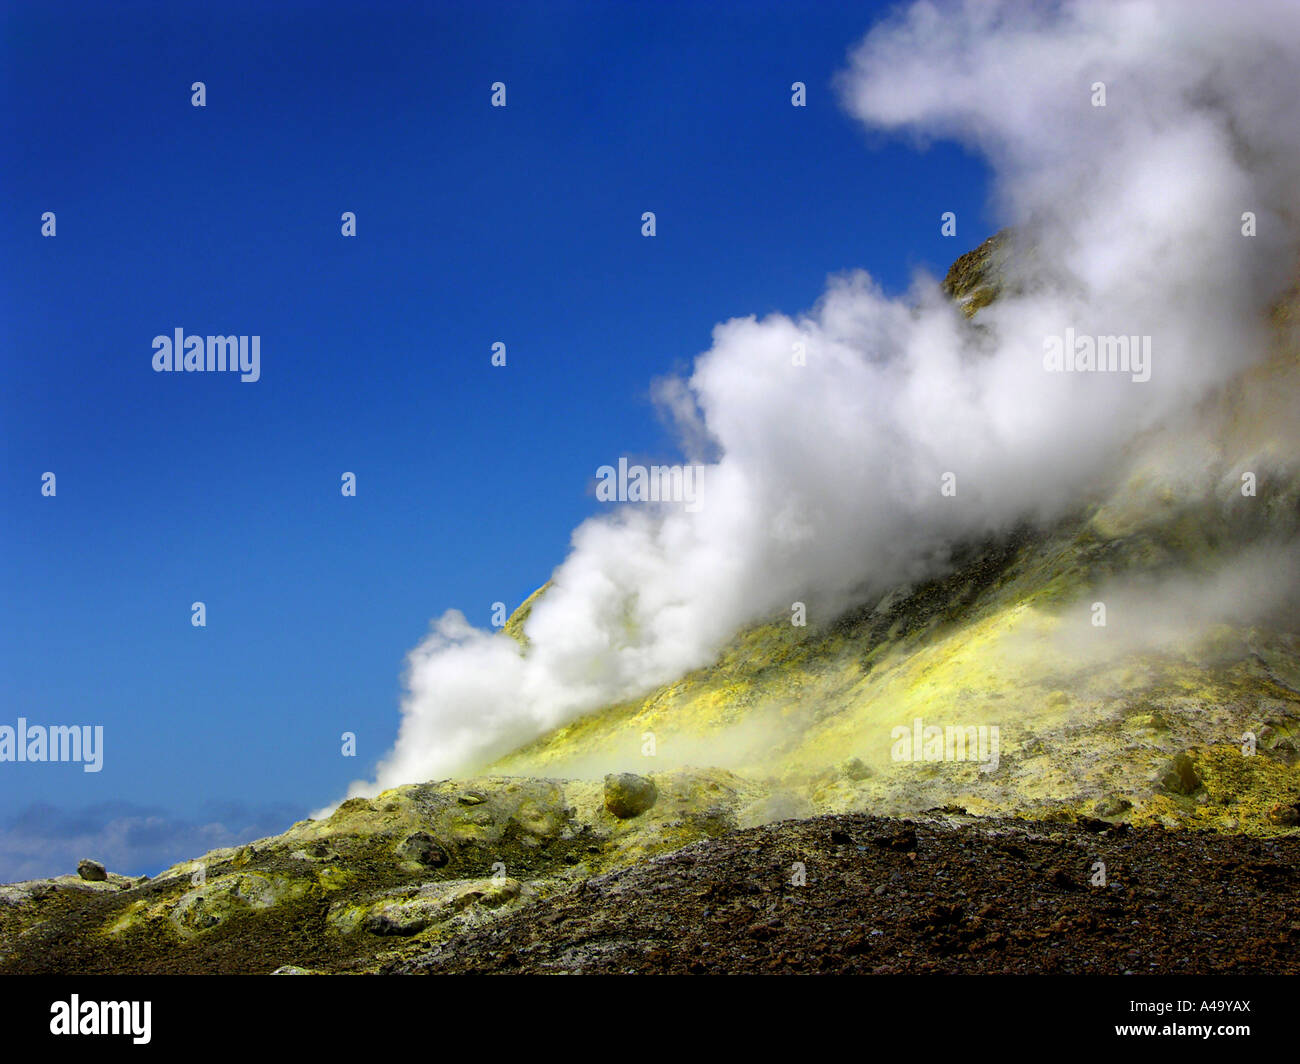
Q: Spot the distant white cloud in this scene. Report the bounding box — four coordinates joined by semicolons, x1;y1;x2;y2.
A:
0;801;300;882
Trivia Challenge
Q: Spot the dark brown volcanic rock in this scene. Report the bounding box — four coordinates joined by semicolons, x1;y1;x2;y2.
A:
390;812;1300;975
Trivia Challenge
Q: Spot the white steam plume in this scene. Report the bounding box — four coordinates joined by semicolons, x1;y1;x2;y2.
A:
326;0;1300;808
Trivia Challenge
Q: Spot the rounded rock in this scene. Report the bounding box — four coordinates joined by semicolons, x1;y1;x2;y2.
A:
77;859;108;882
397;832;450;868
1158;753;1201;795
1266;802;1300;827
604;773;658;819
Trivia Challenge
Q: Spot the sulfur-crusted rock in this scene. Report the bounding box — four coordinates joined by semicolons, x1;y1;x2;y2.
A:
604;773;658;818
842;758;874;781
1159;753;1203;795
170;873;314;935
350;877;524;936
1095;795;1133;818
1266;802;1300;826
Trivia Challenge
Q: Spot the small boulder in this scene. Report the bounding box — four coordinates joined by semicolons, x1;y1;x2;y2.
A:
604;773;658;819
1095;795;1133;818
841;758;873;781
397;832;449;868
77;859;107;882
1158;753;1202;795
1266;802;1300;827
331;797;373;818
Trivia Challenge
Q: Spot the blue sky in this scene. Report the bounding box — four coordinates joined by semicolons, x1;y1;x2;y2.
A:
0;0;991;879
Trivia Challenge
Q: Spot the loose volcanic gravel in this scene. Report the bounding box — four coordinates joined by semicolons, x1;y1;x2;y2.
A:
390;812;1300;974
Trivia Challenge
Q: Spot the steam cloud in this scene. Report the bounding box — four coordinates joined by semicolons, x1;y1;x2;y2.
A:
326;0;1300;808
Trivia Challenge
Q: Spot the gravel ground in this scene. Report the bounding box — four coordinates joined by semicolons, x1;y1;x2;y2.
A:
391;812;1300;974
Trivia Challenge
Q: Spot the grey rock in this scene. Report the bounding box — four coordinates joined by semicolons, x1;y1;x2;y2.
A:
397;832;449;868
77;859;107;882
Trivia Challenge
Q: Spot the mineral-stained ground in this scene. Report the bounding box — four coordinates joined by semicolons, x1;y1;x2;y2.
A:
391;812;1299;975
